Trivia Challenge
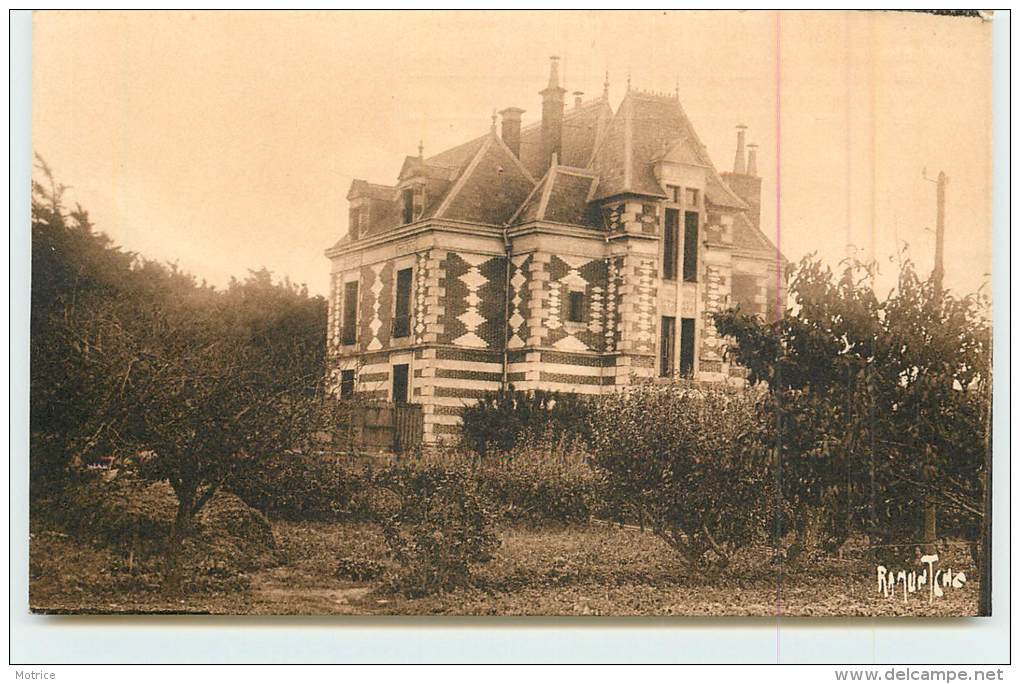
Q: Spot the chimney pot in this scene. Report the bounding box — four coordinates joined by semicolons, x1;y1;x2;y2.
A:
573;91;584;108
499;107;525;158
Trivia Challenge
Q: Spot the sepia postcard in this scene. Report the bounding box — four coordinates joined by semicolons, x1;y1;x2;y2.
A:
27;9;995;620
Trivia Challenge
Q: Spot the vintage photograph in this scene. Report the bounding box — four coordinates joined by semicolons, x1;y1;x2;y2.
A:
28;10;993;617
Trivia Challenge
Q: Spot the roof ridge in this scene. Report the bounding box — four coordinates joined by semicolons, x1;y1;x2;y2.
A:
535;164;560;220
507;166;552;225
628;87;680;102
490;128;536;185
555;165;598;177
432;135;493;219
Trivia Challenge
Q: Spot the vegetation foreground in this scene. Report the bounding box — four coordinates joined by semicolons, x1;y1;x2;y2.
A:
29;161;990;618
31;519;977;617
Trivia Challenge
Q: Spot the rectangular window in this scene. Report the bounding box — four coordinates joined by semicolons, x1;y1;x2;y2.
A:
659;316;676;378
402;188;414;224
340;369;355;398
685;188;699;207
680;317;696;377
666;185;682;203
663;208;679;280
341;280;359;346
392;364;409;404
393;267;413;338
683;211;699;282
567;290;586;323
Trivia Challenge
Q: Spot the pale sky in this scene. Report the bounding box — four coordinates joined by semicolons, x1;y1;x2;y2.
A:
32;10;993;297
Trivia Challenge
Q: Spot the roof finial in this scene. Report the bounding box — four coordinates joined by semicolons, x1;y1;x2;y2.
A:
603;70;610;99
418;139;424;160
674;76;680;100
491;110;498;132
626;69;631;91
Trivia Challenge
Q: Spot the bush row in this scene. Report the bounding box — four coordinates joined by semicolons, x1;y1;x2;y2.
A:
224;450;605;526
225;452;371;522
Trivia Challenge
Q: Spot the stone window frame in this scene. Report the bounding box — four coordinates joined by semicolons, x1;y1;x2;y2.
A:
389;351;414;404
563;280;588;334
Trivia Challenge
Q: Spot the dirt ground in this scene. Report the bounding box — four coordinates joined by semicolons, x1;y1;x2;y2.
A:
29;520;980;617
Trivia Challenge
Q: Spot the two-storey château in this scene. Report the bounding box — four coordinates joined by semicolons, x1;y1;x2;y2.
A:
325;57;786;443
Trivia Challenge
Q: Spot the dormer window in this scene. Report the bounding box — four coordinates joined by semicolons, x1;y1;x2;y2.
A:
400;184;427;225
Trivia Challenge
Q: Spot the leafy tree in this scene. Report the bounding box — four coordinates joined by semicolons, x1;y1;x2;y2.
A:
30;159;333;586
221;268;326;393
714;255;991;560
30;156;139;495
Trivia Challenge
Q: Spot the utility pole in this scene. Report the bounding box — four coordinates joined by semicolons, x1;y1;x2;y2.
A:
932;170;947;291
923;170;948;553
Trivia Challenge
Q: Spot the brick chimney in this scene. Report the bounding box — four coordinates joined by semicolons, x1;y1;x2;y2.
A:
573;90;584;108
721;126;762;229
732;124;747;174
499;107;524;158
540;56;566;171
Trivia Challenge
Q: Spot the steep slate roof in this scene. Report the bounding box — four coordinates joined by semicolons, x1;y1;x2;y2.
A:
432;131;535;225
732;212;787;264
517;98;613;178
425;135;487;169
509;165;599;227
589;90;747;209
346;180;396;202
334;83;779;260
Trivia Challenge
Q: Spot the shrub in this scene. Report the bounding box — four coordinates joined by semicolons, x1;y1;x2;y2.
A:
335;556;384;582
226;452;369;522
460;388;592;458
473;452;603;524
47;471;278;590
587;382;773;569
367;464;500;597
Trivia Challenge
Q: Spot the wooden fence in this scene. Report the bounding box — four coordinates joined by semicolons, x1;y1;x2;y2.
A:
341;402;423;453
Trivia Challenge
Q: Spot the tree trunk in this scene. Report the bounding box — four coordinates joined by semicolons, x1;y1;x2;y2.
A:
787;504;826;563
922;445;938;554
164;493;194;593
